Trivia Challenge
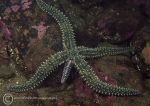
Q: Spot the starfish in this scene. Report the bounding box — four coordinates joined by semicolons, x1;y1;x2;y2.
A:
7;0;140;96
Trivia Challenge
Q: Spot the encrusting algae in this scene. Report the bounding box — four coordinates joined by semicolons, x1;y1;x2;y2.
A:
142;43;150;64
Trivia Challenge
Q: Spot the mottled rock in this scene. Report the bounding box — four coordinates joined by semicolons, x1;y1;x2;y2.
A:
127;0;150;16
24;39;52;77
0;0;150;106
37;87;75;106
0;64;15;79
87;5;140;43
70;0;102;9
144;79;150;89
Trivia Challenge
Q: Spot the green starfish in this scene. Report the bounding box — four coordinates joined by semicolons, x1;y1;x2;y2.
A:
7;0;140;96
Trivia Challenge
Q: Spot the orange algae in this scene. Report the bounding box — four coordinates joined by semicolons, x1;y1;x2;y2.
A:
142;43;150;64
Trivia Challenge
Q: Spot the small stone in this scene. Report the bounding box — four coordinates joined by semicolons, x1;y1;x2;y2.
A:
0;64;15;79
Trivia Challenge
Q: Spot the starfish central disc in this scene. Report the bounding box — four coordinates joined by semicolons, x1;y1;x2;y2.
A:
68;48;79;59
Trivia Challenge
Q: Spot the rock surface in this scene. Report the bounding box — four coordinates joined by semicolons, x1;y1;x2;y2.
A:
0;0;150;106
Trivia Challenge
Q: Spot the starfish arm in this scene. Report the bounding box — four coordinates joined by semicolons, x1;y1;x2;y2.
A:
36;0;76;50
7;51;68;92
78;46;133;58
74;56;140;96
61;60;73;84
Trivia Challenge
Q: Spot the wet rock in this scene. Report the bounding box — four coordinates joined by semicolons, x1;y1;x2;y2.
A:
42;23;62;52
127;0;150;16
87;4;140;43
144;79;150;89
133;26;150;43
0;64;15;79
74;77;94;98
0;17;12;40
23;22;62;78
24;39;52;77
0;0;150;105
37;87;75;106
93;55;140;87
70;0;102;9
90;55;143;105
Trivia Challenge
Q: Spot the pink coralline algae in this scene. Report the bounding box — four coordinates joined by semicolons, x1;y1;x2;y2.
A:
4;0;32;14
74;77;93;97
21;0;32;10
10;0;18;4
11;5;20;12
91;63;117;87
0;17;11;40
21;0;30;3
32;22;49;40
4;8;12;14
91;63;117;103
4;5;20;13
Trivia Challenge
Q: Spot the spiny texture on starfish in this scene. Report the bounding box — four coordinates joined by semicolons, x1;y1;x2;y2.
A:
7;0;140;96
36;0;76;50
